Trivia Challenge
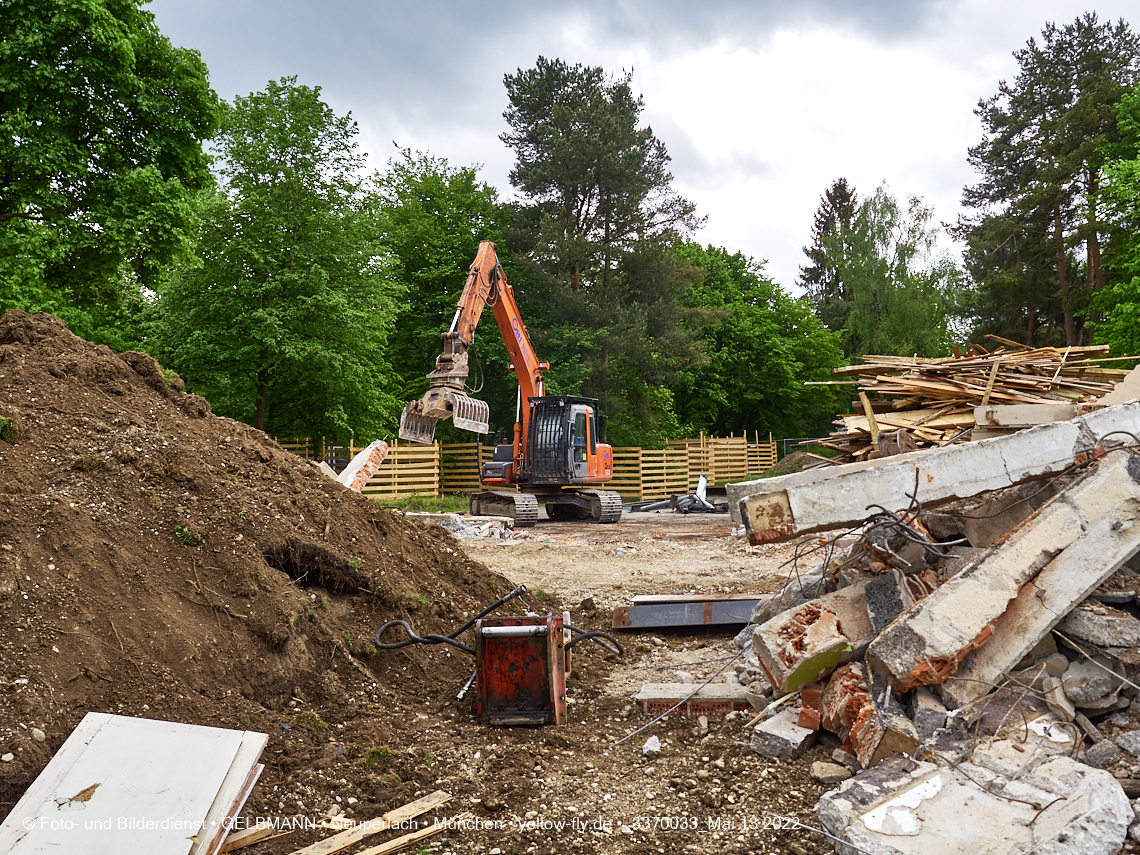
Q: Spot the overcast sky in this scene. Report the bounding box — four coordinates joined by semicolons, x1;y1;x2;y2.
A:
149;0;1137;293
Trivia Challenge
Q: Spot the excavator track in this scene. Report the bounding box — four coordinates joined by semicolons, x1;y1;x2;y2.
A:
470;490;539;527
575;488;623;524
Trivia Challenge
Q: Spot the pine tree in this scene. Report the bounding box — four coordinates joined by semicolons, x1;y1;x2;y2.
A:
798;178;858;334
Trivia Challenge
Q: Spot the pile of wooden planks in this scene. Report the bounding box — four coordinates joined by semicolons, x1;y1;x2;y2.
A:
814;336;1135;462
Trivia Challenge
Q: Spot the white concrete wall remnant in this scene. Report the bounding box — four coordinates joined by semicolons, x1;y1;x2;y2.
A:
729;400;1140;536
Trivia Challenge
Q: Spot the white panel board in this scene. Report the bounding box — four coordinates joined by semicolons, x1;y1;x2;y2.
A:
0;713;266;855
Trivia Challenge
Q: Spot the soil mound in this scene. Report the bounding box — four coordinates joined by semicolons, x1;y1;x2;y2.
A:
0;310;504;808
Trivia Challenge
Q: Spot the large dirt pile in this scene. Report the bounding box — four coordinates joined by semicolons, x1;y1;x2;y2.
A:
0;310;505;811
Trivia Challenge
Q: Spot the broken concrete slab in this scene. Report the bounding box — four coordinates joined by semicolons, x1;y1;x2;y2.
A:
752;582;874;693
974;403;1078;428
959;479;1063;548
1060;601;1140;649
870;449;1140;697
750;707;816;760
864;569;916;635
632;683;752;720
939;481;1140;710
729;400;1140;537
818;749;1132;855
1083;740;1123;770
1098;364;1140;408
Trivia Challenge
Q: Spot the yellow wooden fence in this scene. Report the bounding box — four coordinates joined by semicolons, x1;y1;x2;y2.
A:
276;433;778;500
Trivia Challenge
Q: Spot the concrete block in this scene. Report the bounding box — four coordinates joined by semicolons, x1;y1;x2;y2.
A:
750;707;816;760
864;569;916;635
729;400;1140;534
872;450;1140;698
818;750;1131;855
752;583;873;693
909;688;947;742
974;403;1079;428
940;545;983;579
1060;602;1140;649
1062;656;1122;705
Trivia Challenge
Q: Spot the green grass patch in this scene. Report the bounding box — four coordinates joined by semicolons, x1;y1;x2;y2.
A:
359;745;394;769
290;711;329;732
371;493;471;513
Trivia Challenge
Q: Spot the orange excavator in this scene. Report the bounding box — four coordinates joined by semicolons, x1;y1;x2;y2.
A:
399;241;621;526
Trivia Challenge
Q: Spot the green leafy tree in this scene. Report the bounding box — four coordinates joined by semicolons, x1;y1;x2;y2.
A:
676;243;844;439
958;14;1140;346
1094;83;1140;356
841;186;959;358
371;149;518;440
155;78;401;441
0;0;218;344
802;182;958;359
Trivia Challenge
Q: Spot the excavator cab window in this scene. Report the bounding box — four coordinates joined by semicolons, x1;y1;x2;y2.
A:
588;409;597;455
573;412;587;464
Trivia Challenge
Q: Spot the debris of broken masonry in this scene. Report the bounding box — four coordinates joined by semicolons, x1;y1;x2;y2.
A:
719;393;1140;854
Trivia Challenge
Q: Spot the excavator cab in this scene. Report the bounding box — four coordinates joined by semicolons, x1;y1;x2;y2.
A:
521;396;612;484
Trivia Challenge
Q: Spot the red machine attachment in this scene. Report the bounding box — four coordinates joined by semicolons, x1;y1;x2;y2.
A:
475;614;567;727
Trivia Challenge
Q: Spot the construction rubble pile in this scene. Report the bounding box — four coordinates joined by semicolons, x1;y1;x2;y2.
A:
727;391;1140;855
816;337;1136;463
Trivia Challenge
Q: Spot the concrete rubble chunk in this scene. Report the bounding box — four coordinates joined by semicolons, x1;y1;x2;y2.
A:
752;583;874;693
1061;656;1122;705
1083;741;1123;770
909;688;947;743
811;760;854;785
1043;675;1076;721
1098;364;1140;408
728;400;1140;535
1114;731;1140;758
818;744;1131;855
750;707;816;760
820;662;919;769
869;449;1140;698
1060;601;1140;649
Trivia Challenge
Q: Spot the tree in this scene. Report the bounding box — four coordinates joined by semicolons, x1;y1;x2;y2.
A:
802;182;958;359
371;149;517;439
675;243;844;439
155;78;401;441
501;58;706;445
1094;83;1140;356
0;0;218;343
958;14;1140;346
502;57;702;293
799;178;858;334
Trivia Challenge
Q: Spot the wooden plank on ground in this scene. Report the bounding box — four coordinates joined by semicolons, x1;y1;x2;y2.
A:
220;825;288;852
287;790;452;855
356;813;473;855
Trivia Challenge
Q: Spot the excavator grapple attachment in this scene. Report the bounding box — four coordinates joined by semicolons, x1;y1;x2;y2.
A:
398;387;489;444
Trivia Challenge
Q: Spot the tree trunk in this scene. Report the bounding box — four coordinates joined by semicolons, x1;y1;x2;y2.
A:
1026;302;1036;346
252;367;271;431
571;262;581;292
1055;201;1076;347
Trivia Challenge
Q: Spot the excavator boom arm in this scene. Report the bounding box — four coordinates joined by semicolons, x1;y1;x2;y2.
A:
399;241;545;445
